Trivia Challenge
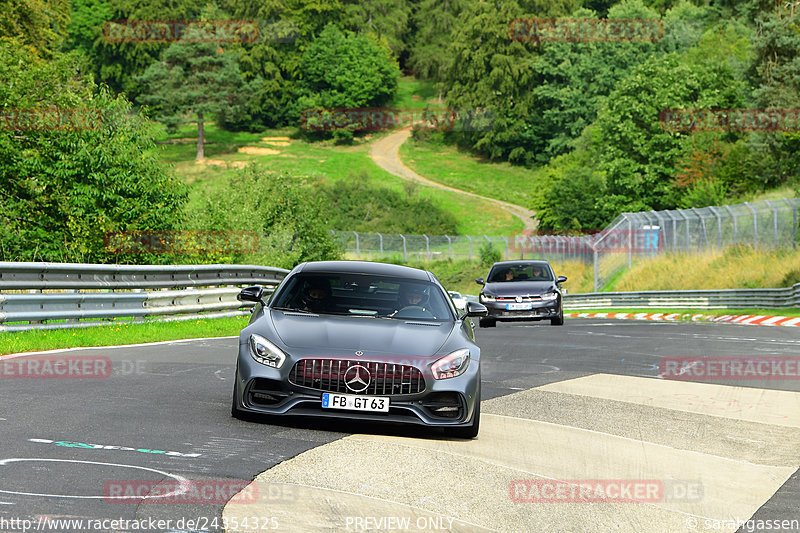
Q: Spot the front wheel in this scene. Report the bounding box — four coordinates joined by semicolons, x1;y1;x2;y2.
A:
551;307;564;326
231;366;248;420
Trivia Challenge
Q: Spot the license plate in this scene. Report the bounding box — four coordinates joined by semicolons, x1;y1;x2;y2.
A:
506;303;533;310
322;393;389;412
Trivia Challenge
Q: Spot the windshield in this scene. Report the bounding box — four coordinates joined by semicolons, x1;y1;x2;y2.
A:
487;264;553;283
271;273;454;320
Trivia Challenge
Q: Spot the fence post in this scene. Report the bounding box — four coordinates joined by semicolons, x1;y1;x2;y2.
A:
593;246;599;292
785;198;798;248
400;234;407;262
423;234;430;261
708;206;722;249
622;214;632;268
691;208;709;250
466;235;472;261
725;205;738;245
445;235;452;259
501;236;509;260
377;232;383;258
664;211;678;251
744;202;757;248
353;231;360;259
765;200;778;248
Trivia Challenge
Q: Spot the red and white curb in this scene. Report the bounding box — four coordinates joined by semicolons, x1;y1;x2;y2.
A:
565;312;800;327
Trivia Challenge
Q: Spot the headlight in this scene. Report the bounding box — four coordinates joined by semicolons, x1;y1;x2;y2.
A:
430;349;470;379
541;291;558;301
248;334;286;368
480;293;495;303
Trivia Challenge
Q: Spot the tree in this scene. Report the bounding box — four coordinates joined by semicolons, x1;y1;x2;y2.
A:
342;0;412;60
407;0;467;80
136;36;246;160
298;23;400;109
0;0;69;56
188;169;340;269
0;39;187;263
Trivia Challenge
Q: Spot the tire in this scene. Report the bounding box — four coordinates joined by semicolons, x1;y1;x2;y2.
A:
479;318;496;328
550;307;564;326
231;367;247;420
449;384;481;439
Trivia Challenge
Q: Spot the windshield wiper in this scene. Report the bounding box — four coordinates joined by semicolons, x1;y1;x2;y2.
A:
273;306;316;314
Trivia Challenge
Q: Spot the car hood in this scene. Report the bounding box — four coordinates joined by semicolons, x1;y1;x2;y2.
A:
482;281;555;297
268;311;453;356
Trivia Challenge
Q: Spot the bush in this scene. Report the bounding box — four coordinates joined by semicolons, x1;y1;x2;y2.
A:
479;242;502;267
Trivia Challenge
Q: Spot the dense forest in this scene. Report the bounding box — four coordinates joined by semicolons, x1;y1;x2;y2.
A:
1;0;798;263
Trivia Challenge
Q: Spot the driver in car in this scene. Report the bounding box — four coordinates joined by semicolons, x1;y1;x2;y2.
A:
299;278;334;313
389;285;429;317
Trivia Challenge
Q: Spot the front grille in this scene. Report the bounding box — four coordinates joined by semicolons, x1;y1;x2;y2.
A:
289;359;425;395
496;296;542;301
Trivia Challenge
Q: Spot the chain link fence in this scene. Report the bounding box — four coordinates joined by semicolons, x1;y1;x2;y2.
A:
332;198;800;291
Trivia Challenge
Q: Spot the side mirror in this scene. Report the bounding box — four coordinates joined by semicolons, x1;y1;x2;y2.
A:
464;301;488;317
475;278;485;285
557;276;567;283
238;285;265;305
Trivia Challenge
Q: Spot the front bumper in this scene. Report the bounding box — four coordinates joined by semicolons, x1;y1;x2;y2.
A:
233;350;480;428
481;298;560;321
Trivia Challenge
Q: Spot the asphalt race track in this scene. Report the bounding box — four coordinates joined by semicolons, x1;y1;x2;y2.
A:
1;319;799;533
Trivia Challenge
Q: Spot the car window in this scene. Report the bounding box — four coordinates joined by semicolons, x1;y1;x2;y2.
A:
272;273;454;320
488;264;553;282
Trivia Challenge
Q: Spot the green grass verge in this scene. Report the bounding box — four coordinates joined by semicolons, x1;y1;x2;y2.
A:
163;122;521;235
0;316;249;356
564;308;800;318
400;136;537;209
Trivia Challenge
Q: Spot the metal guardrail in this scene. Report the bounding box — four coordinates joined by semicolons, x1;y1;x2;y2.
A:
0;262;289;332
563;283;800;310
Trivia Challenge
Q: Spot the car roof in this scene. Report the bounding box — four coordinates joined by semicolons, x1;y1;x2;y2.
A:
490;260;551;267
294;261;432;281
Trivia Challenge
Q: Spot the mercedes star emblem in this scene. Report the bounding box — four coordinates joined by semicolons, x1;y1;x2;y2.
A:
343;365;371;393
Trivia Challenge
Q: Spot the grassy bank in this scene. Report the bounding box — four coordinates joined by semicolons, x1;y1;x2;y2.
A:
608;246;800;292
0;316;248;356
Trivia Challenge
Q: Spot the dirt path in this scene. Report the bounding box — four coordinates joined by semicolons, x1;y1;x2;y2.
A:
370;129;537;230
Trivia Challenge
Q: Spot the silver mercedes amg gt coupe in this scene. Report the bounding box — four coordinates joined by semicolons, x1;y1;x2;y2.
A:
231;260;488;438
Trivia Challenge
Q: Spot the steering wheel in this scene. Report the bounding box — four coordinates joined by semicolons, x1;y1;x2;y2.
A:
393;306;435;319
